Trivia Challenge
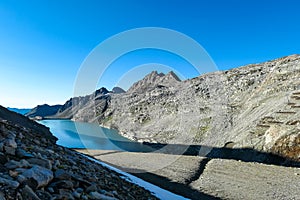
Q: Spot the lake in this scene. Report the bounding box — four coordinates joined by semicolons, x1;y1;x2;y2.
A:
38;120;154;152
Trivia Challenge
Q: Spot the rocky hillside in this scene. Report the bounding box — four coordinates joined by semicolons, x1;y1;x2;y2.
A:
95;55;300;162
0;106;158;199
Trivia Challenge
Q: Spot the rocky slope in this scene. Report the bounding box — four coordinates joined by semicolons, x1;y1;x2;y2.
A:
95;55;300;162
0;106;158;199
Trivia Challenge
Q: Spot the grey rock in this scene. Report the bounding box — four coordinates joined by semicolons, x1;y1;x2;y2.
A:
0;176;20;189
27;158;52;169
16;175;26;183
0;152;7;164
5;159;30;169
21;185;41;200
47;187;54;194
0;192;5;200
52;160;60;170
0;142;4;152
76;188;84;193
22;165;53;188
4;138;17;148
50;180;74;189
4;146;16;155
89;192;118;200
54;169;71;180
36;190;52;200
86;184;98;193
72;190;81;199
14;168;27;173
16;148;34;158
58;189;75;200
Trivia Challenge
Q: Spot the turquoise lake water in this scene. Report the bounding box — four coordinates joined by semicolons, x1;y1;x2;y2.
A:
39;120;153;152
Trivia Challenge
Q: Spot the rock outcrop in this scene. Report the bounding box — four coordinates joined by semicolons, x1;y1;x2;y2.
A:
0;106;158;199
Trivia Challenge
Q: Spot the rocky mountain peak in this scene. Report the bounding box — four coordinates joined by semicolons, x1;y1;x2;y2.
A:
94;87;109;96
127;70;181;93
112;87;126;94
163;71;181;82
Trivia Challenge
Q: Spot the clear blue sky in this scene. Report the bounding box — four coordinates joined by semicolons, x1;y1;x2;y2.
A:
1;0;300;108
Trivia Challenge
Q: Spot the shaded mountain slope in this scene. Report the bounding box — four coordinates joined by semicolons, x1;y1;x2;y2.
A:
51;87;110;121
25;104;62;119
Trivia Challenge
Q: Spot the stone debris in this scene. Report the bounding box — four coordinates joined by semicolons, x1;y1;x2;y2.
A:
0;107;158;200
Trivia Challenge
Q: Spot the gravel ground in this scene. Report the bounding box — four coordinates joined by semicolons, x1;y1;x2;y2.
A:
77;149;300;200
190;159;300;200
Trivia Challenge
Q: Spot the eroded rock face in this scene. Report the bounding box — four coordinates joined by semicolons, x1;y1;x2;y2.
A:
271;133;300;161
0;106;158;200
97;55;300;161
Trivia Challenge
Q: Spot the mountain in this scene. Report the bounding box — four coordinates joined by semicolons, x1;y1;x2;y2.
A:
112;87;126;94
45;55;300;162
25;104;62;119
127;71;181;93
7;107;31;115
94;55;299;162
51;87;110;121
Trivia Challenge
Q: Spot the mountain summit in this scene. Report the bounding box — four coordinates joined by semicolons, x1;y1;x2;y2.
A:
127;71;181;93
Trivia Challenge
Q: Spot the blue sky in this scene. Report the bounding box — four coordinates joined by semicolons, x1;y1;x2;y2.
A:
0;0;300;108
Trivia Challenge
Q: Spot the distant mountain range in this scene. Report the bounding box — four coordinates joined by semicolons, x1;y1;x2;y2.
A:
23;87;125;120
7;107;31;115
